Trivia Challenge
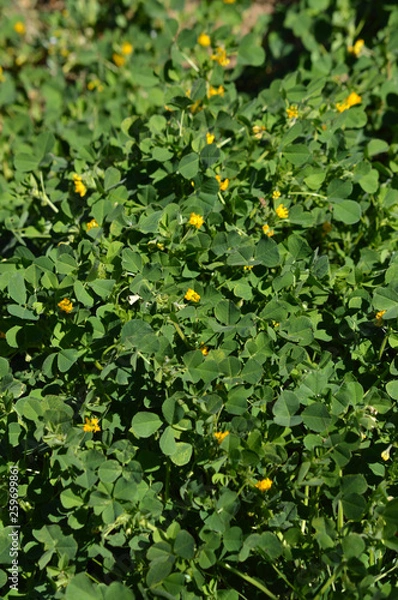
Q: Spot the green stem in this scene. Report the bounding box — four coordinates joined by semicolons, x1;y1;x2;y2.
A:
40;171;59;213
288;191;327;200
219;562;279;600
314;569;339;600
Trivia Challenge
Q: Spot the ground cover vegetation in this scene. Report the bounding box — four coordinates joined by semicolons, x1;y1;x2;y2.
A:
0;0;398;597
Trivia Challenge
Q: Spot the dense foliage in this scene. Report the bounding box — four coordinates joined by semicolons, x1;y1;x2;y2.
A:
1;0;398;598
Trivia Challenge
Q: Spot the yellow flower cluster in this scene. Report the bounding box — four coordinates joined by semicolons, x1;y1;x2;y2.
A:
189;213;204;229
272;190;281;200
211;47;230;67
87;218;99;231
348;39;364;57
87;79;104;92
336;91;362;113
198;33;211;47
216;175;229;191
381;445;392;461
243;265;254;271
214;431;229;443
121;41;133;56
83;417;101;433
73;174;87;197
208;85;225;98
375;310;386;326
275;203;289;219
185;288;200;302
262;223;275;237
224;0;236;3
112;53;125;67
14;21;26;35
206;132;215;144
255;478;273;492
252;125;266;139
200;344;209;356
286;105;299;119
58;298;73;313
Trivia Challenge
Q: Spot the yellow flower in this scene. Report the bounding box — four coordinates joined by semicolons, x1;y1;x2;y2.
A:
223;0;236;3
190;99;202;114
72;174;87;197
375;310;387;326
58;298;73;313
14;21;26;35
206;132;215;144
200;343;209;356
185;288;200;302
189;213;205;229
211;47;230;67
112;53;125;67
272;190;281;200
348;39;364;57
255;478;273;492
83;417;101;433
214;431;229;443
262;223;275;237
87;79;104;92
252;124;266;139
381;445;392;461
208;85;225;98
87;219;99;231
216;175;229;191
336;91;362;113
243;265;253;271
0;66;5;83
121;41;133;56
286;105;299;119
198;33;211;47
275;203;289;219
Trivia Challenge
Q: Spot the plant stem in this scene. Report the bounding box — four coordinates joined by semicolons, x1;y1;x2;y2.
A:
219;562;279;600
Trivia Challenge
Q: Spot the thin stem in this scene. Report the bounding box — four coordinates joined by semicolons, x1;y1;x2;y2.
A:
40;171;59;213
288;191;327;200
219;562;279;600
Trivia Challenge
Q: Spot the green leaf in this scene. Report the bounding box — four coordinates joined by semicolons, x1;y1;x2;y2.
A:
367;139;389;157
282;144;311;166
7;271;26;305
98;460;123;483
88;279;115;299
179;152;199;179
255;238;280;267
174;530;195;559
301;402;332;432
104;167;121;191
332;200;362;224
200;144;221;168
342;533;366;559
159;426;177;456
65;573;99;600
238;33;266;66
57;349;80;373
74;280;94;307
131;412;162;438
327;179;352;200
170;442;192;466
285;316;314;346
342;493;367;521
14;153;39;172
104;583;135;600
121;319;160;354
386;381;398;400
215;300;241;325
273;391;302;427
